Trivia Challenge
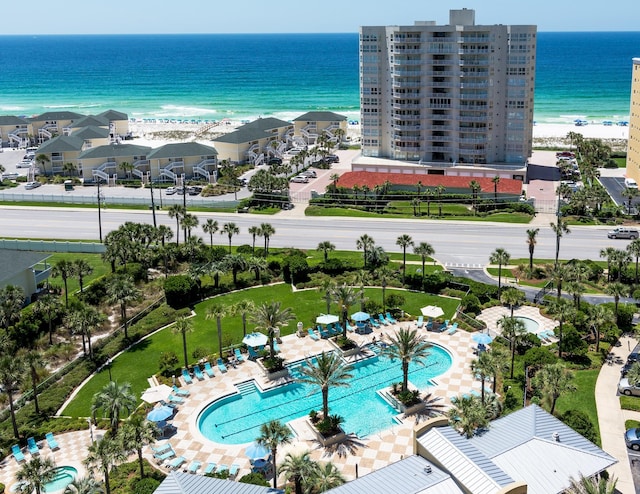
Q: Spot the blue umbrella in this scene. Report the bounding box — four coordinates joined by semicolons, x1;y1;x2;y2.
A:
472;333;493;345
245;441;269;459
351;311;370;322
147;405;173;422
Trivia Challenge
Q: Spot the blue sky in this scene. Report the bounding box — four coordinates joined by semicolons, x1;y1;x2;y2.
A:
6;0;639;34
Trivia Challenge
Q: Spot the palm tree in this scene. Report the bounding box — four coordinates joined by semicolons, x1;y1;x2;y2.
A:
589;304;614;353
84;436;126;494
0;354;24;438
318;278;337;315
500;288;525;318
250;301;294;359
221;222;240;254
605;281;627;319
550;217;570;268
66;303;104;359
256;420;293;489
489;248;511;298
498;315;527;378
21;349;47;415
167;204;185;245
202;219;219;249
356;234;375;268
206;304;226;359
492;175;500;202
469;180;481;214
16;456;57;494
350;270;371;312
383;327;431;393
64;476;105;494
471;351;494;405
447;394;488;438
533;362;576;414
600;246;616;283
52;258;74;307
611;248;631;282
172;316;194;368
180;213;199;239
248;225;261;254
628;238;640;283
331;284;357;337
91;381;136;435
225;253;247;285
396;234;414;285
296;351;352;419
307;462;346;492
0;284;25;330
565;474;618;494
106;275;140;340
413;242;435;287
232;299;255;337
547;297;576;358
260;222;275;255
279;451;315;494
33;293;62;345
72;258;93;294
317;241;336;262
435;184;446;216
377;266;394;311
119;414;159;478
526;228;539;271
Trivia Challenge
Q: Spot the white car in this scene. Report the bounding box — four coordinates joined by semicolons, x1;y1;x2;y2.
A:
25;181;41;189
1;172;20;181
16;160;33;168
165;186;177;195
290;175;309;183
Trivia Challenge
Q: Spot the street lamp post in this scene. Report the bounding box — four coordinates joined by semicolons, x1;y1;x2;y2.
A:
97;178;103;242
149;172;157;228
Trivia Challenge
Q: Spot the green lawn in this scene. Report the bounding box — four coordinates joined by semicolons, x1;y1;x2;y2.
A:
47;252;110;296
62;284;460;417
554;368;601;443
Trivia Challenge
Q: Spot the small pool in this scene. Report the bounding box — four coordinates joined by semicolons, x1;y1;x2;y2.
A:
516;316;540;334
198;345;453;444
44;466;77;493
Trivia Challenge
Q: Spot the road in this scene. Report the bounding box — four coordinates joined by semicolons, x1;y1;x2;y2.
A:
0;206;628;266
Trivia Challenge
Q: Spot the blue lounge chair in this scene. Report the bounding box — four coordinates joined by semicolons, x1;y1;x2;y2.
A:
346;321;356;332
27;437;40;455
448;322;458;335
272;340;280;353
426;318;434;330
168;394;184;404
217;358;228;373
439;320;450;332
203;362;215;377
193;365;205;381
181;368;193;385
378;314;389;326
229;463;240;479
416;315;424;328
307;328;320;340
152;442;172;455
167;456;186;470
319;327;330;339
155;448;176;462
204;462;217;474
386;312;397;324
248;346;260;359
369;317;380;328
217;464;229;474
334;322;345;334
12;444;25;463
234;348;244;362
187;460;201;474
45;432;59;450
173;384;190;396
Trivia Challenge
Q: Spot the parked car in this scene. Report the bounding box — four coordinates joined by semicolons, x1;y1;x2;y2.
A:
608;227;639;240
16;160;33;168
282;202;294;210
176;186;185;195
625;428;640;450
1;172;20;180
165;186;177;195
325;154;340;163
618;378;640;396
25;181;41;189
268;157;283;165
301;170;317;178
290;175;309;183
187;186;202;195
625;178;638;189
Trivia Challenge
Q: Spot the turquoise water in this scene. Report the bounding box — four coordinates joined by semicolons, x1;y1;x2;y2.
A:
44;466;77;493
198;345;452;444
516;316;540;334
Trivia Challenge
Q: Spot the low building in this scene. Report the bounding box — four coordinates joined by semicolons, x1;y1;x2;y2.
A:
0;115;29;148
0;250;52;303
28;110;84;144
77;143;152;182
293;111;347;145
147;142;218;184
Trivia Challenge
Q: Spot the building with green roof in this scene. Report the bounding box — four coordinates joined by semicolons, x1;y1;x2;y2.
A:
0;115;29;148
148;142;218;183
292;111;347;146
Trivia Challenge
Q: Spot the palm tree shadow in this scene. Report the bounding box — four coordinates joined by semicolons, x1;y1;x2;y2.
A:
311;433;366;458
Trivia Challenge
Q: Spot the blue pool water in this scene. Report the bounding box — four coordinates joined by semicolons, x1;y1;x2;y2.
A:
516;316;540;334
44;466;77;493
198;345;452;444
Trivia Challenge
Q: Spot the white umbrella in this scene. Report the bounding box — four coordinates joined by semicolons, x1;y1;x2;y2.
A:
141;384;172;404
421;305;444;318
242;332;269;347
315;314;339;325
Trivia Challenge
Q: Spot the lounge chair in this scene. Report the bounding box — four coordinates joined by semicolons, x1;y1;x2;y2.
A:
204;462;217;474
319;327;330;339
12;444;25;463
187;460;201;474
217;358;228;373
172;384;190;396
193;365;205;381
45;432;59;450
378;314;389;326
368;317;380;328
152;442;172;455
439;320;450;332
247;346;260;359
155;448;176;462
386;312;397;324
27;437;40;455
307;328;320;340
167;456;186;470
416;316;424;328
426;318;434;330
203;362;215;377
181;368;193;385
168;394;185;404
346;321;357;332
229;463;240;479
216;464;229;474
234;348;244;362
447;322;458;335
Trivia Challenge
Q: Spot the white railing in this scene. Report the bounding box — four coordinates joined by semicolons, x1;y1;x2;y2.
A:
92;169;109;181
254;153;264;167
97;161;117;172
193;166;211;182
132;168;144;179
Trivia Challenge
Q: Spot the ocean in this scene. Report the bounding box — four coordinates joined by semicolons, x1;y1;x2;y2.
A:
0;32;637;124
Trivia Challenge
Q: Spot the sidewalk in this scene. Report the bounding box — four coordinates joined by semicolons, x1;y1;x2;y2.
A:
595;333;637;493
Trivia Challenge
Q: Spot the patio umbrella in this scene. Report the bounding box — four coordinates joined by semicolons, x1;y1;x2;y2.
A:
316;314;339;325
351;311;370;322
472;333;494;345
421;305;444;318
146;405;174;422
242;332;268;348
140;384;172;404
244;441;270;460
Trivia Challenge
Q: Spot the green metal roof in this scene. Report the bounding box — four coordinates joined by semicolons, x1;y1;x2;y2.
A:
148;142;218;159
72;126;110;140
213;117;292;144
78;143;152;159
36;135;84;153
98;109;128;121
293;111;347;122
30;111;85;122
72;115;109;128
0;250;51;285
0;115;28;125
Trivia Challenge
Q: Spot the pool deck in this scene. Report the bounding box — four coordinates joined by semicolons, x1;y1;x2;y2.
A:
477;305;559;342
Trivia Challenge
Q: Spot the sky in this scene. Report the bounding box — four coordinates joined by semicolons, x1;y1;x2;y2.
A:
5;0;639;34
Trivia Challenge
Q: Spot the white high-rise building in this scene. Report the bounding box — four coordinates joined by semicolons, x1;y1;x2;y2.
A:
359;9;536;166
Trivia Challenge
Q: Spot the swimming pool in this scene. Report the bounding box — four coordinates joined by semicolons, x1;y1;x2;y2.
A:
198;345;452;444
44;466;77;493
516;316;540;334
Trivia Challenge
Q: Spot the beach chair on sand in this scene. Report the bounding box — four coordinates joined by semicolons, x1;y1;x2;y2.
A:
193;365;205;381
386;312;397;324
45;433;60;450
187;460;201;474
181;368;193;385
167;456;186;470
12;445;25;463
308;328;320;340
234;348;244;362
173;384;190;396
229;464;240;479
204;462;216;474
416;316;424;328
203;362;215;377
27;437;40;455
217;358;228;373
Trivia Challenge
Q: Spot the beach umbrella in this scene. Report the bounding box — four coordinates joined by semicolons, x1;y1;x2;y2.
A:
146;405;174;422
351;311;370;322
141;384;172;404
316;314;339;325
242;332;268;348
421;306;444;319
245;441;270;460
472;333;494;345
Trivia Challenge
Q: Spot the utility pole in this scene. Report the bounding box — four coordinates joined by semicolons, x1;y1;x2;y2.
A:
97;178;103;242
149;172;157;228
